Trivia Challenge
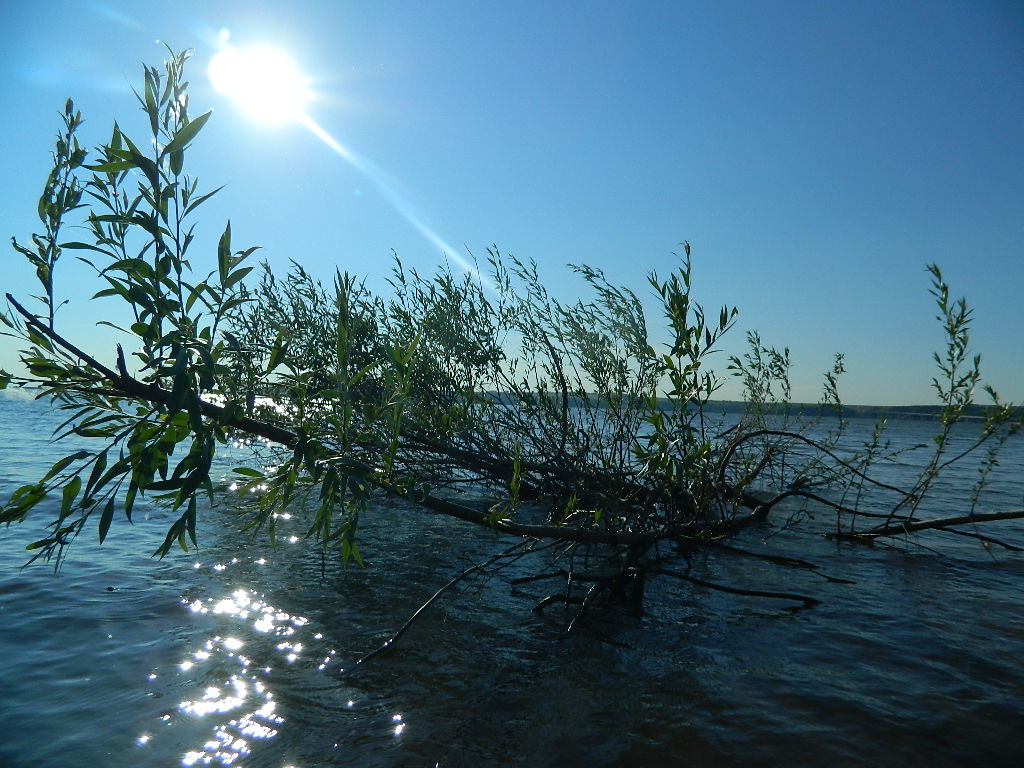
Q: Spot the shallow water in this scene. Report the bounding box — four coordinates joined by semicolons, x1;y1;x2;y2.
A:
1;394;1023;767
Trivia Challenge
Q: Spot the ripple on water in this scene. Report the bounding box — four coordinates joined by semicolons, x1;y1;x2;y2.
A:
3;399;1024;767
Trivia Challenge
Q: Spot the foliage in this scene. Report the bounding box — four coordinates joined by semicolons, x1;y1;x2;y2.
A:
2;49;255;559
2;51;1022;619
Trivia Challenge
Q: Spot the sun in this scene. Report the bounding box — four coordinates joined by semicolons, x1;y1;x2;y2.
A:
208;43;311;124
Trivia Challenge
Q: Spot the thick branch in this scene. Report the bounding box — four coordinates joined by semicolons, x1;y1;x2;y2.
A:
8;293;121;382
8;293;300;447
10;297;759;547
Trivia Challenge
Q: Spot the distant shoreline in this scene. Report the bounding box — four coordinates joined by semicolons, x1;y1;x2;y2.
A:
2;387;1019;421
702;400;1020;421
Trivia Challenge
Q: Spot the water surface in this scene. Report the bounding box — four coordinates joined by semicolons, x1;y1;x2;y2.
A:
1;394;1022;767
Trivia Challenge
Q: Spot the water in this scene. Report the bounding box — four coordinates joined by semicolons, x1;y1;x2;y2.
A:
1;392;1023;767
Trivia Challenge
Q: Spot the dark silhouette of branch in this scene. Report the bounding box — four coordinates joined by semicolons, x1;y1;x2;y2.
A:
653;567;821;608
717;429;911;498
831;509;1024;541
709;542;856;584
338;545;523;675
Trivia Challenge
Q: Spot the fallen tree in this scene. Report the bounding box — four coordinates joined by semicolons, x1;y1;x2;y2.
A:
2;51;1022;633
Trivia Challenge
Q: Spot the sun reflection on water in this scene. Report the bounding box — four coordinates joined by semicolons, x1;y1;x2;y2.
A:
153;578;316;766
124;507;432;768
392;712;406;736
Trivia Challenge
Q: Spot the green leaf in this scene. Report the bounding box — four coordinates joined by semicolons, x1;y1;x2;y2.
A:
349;359;383;388
127;149;160;191
104;257;154;278
98;498;115;544
131;321;154;339
60;476;82;518
266;330;287;373
222;265;253;290
42;451;91;483
144;69;159;134
217;221;232;284
185;496;197;546
59;241;117;258
169;149;184;177
162;110;212;157
233;467;266;478
86;159;136;174
124;483;137;522
183;185;224;216
84;451;109;496
346;540;364;567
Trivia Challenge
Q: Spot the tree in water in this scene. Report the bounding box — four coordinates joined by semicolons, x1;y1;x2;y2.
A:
2;51;1022;650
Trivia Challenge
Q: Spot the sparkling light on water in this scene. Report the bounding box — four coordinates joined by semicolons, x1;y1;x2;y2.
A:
162;578;312;765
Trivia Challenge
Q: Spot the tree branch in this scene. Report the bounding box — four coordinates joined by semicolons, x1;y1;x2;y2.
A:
829;509;1024;541
653;566;821;608
338;545;523;675
718;429;911;498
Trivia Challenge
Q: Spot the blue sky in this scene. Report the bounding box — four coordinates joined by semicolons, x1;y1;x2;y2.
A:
2;0;1021;405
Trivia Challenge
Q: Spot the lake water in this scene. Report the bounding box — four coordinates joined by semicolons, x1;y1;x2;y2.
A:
1;392;1023;767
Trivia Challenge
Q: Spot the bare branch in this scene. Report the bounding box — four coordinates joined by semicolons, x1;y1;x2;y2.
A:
338;544;525;675
830;509;1024;541
653;567;821;609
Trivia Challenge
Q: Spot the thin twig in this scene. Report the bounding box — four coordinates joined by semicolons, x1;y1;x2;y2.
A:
709;541;856;584
653;567;821;608
931;526;1024;552
718;429;910;497
566;581;603;633
338;544;523;675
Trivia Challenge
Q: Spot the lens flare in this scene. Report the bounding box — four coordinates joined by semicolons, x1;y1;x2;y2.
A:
297;113;488;285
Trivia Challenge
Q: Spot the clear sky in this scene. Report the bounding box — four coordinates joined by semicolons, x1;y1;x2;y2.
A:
2;0;1021;405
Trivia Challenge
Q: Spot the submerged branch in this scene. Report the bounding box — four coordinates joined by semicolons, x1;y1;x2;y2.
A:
653;566;821;608
710;541;856;584
338;545;524;675
830;509;1024;541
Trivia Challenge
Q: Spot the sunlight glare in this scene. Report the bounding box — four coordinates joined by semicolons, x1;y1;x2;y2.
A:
209;36;493;289
208;44;311;123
